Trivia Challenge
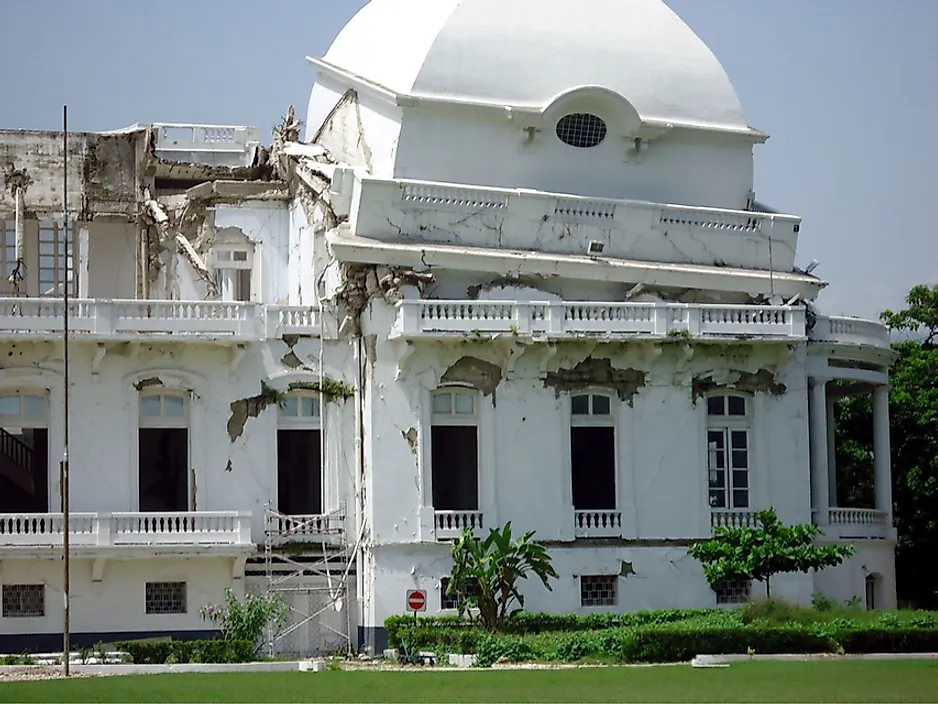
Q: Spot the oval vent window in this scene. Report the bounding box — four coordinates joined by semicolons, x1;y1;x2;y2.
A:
556;113;608;148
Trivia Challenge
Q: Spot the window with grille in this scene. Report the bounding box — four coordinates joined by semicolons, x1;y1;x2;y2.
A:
38;220;74;296
1;584;45;617
714;577;751;605
440;577;482;611
145;581;187;614
556;114;608;149
580;575;617;607
707;395;750;509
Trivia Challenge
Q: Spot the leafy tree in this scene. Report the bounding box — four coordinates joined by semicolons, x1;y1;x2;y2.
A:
880;283;938;607
448;522;558;632
688;508;855;598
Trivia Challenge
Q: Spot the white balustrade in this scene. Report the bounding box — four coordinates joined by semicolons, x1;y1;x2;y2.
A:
811;315;891;350
815;508;890;540
395;300;805;341
0;512;252;548
711;510;760;529
0;299;320;341
434;510;484;540
401;183;509;210
266;306;320;337
574;510;622;538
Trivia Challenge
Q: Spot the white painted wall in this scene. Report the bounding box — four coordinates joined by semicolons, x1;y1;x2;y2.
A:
0;338;356;543
395;111;754;209
212;204;290;305
814;542;898;609
0;557;239;640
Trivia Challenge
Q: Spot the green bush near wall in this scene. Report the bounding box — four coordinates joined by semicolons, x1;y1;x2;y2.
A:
114;639;255;664
385;605;938;667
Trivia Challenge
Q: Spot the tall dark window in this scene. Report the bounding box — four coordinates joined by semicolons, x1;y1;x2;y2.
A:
277;393;322;515
431;390;478;511
138;393;189;512
0;392;49;513
570;393;616;511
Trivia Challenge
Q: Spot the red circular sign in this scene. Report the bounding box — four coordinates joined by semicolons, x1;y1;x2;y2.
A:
407;591;426;611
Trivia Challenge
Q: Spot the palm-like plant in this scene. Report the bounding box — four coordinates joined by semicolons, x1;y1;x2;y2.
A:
447;522;558;632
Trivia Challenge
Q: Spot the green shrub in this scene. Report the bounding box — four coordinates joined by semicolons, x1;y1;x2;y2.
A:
474;635;536;668
115;639;254;664
836;627;938;654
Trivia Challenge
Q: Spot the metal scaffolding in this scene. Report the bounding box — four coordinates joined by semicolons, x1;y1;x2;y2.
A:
263;504;354;657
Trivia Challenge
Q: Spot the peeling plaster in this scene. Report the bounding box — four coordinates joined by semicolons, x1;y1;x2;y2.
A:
543;357;646;405
227;382;281;442
440;356;502;397
691;368;787;401
402;428;418;456
133;377;163;391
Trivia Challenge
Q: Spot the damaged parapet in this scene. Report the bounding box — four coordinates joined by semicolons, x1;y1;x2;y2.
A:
147;123;260;169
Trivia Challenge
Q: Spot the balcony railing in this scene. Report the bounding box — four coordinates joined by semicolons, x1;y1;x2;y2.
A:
810;315;891;351
574;510;622;538
815;508;890;540
0;511;253;548
394;300;805;341
434;510;484;540
711;510;760;530
347;174;803;273
0;299;319;342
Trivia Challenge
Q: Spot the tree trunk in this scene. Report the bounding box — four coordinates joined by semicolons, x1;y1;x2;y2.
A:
765;576;772;598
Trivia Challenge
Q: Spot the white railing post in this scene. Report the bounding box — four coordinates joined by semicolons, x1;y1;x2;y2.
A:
546;303;564;335
238;512;252;545
514;303;532;335
653;304;670;336
95;512;112;547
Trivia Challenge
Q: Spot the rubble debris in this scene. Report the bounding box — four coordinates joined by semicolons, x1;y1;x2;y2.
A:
544;357;646;405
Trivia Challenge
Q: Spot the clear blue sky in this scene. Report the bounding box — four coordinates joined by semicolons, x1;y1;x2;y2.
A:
1;0;935;320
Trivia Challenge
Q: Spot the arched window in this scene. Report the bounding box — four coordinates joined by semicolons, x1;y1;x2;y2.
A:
212;241;254;302
707;394;751;509
430;388;479;512
865;573;880;610
138;392;189;512
0;391;49;513
570;392;617;512
277;393;322;515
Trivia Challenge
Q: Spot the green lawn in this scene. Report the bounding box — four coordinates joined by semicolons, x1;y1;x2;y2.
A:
2;661;937;703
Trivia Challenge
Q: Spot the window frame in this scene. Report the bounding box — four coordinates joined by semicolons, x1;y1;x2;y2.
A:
431;387;479;427
706;393;752;510
138;391;190;429
37;219;74;297
0;219;16;281
0;390;49;428
428;385;482;514
568;389;619;512
714;576;752;605
277;392;322;429
144;581;188;615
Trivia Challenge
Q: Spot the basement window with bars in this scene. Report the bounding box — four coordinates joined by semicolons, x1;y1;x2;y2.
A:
1;584;45;618
580;575;617;607
714;577;751;605
145;581;187;614
440;577;482;611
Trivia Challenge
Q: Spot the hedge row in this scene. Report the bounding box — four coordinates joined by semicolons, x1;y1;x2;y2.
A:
385;609;718;648
390;623;938;667
114;639;255;664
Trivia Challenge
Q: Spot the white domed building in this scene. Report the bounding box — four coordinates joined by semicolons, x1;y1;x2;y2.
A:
303;0;897;650
0;0;895;656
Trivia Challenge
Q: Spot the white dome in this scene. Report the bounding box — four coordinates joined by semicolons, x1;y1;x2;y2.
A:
321;0;748;131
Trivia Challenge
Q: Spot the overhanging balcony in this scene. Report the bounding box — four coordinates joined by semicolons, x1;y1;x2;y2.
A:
0;511;253;551
346;174;803;273
0;299;320;342
392;300;805;342
814;508;892;541
810;315;891;351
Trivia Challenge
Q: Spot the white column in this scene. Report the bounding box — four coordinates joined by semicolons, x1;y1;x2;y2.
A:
78;226;90;298
873;385;893;523
826;394;838;507
809;379;830;524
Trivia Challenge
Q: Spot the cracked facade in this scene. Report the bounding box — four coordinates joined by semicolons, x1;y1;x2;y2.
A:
0;0;897;655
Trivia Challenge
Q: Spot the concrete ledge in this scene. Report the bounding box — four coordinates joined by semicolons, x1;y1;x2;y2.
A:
693;652;938;667
0;661;320;676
